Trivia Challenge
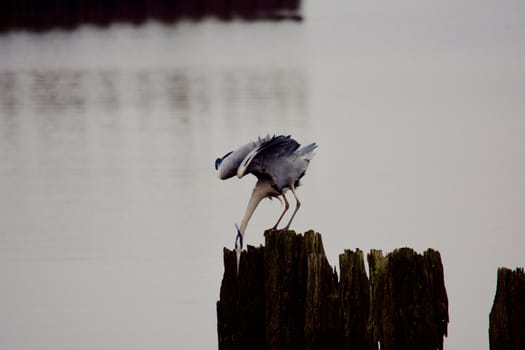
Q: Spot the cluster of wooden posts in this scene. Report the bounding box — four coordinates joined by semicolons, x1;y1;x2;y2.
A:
217;230;524;349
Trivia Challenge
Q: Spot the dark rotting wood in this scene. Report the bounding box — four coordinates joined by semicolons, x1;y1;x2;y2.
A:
263;229;307;350
302;231;340;350
263;230;341;349
489;267;525;350
339;249;374;349
217;230;449;350
367;248;449;350
217;245;265;350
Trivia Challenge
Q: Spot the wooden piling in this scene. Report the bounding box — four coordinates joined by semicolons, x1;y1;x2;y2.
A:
339;249;374;349
489;267;525;350
217;230;449;349
217;245;265;349
367;248;449;350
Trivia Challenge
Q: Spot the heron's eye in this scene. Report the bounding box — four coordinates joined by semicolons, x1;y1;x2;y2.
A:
215;158;222;170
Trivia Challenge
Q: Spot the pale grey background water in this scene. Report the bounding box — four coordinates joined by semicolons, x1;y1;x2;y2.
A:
1;0;524;349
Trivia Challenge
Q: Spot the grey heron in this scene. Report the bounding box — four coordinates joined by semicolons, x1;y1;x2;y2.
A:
215;134;317;270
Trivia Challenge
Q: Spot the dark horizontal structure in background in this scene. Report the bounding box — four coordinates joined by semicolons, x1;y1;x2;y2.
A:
0;0;302;33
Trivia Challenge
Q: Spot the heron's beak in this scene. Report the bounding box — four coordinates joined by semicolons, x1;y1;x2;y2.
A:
234;224;242;274
234;180;269;274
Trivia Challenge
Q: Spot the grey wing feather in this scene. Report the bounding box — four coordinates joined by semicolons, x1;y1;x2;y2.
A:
251;135;299;161
260;140;317;190
216;134;283;179
241;135;300;176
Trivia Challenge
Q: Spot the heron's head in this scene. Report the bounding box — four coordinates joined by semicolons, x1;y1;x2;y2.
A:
215;151;236;179
214;158;222;171
215;151;233;170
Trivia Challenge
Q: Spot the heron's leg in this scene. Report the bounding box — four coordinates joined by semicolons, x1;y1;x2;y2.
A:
272;193;289;230
284;184;301;230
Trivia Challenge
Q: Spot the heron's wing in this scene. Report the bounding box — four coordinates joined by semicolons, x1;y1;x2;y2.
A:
216;141;258;179
238;135;300;179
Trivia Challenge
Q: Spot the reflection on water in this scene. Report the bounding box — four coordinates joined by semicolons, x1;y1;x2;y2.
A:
0;67;307;175
0;68;306;118
0;65;308;209
0;51;308;349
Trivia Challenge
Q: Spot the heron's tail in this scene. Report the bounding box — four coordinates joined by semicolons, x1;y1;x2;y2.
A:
297;143;317;160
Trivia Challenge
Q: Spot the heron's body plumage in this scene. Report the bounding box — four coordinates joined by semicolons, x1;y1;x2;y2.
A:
215;134;317;269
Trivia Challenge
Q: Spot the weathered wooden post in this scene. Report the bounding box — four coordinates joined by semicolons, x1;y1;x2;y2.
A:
339;249;375;349
489;267;525;350
217;230;449;349
367;248;449;350
263;229;309;349
299;231;340;350
217;246;265;349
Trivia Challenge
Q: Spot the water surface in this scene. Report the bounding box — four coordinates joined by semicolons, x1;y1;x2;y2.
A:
1;1;525;349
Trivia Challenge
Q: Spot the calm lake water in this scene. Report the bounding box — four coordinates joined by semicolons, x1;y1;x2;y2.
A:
1;1;524;349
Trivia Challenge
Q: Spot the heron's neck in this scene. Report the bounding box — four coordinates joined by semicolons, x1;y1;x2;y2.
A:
239;180;274;236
